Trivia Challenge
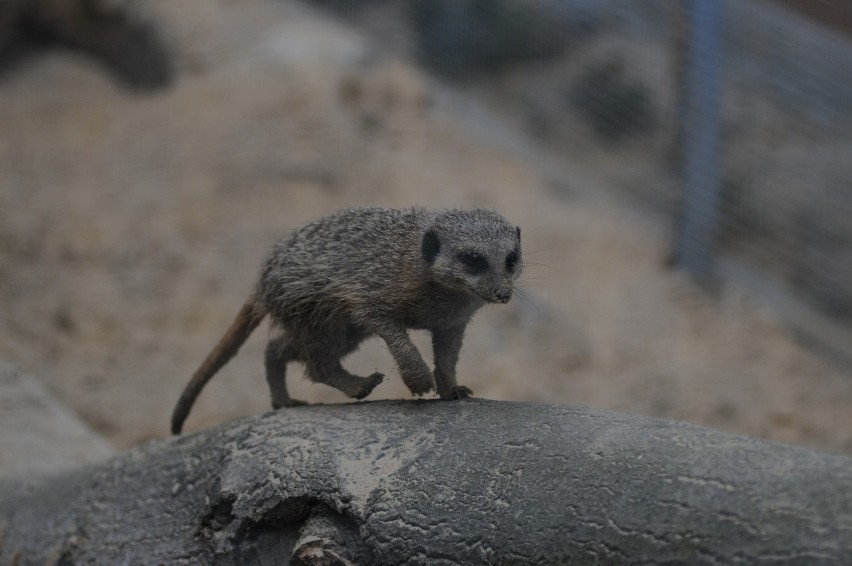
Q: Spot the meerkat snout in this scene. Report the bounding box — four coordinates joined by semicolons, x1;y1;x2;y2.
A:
422;212;523;305
493;286;512;304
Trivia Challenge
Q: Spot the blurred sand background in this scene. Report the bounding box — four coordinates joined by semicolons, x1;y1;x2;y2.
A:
1;0;850;475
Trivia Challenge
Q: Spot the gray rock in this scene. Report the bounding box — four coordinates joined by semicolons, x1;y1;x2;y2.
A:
1;399;850;564
0;361;114;482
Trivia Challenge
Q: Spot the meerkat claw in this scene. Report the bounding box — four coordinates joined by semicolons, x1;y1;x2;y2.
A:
446;385;473;400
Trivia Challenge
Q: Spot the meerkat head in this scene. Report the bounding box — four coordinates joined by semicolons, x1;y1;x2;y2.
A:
421;209;523;304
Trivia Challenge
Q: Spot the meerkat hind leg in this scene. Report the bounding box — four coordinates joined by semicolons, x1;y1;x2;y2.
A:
301;322;383;400
264;335;306;408
305;358;384;400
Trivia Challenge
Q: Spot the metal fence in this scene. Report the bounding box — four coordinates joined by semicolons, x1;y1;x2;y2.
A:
680;0;852;361
308;0;852;362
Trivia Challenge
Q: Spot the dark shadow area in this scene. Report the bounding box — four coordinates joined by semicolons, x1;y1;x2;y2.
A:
0;0;172;89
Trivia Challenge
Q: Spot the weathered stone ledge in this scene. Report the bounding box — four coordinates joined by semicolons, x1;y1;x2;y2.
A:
1;399;850;564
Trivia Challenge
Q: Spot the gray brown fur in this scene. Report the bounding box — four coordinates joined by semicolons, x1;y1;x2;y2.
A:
171;207;522;434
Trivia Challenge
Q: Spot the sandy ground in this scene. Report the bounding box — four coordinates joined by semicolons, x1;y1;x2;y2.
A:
1;0;851;466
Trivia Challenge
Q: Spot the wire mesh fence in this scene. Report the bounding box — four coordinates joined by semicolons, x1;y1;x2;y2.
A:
715;1;852;322
306;0;852;363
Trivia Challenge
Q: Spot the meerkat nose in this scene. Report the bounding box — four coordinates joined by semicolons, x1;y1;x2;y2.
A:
494;288;512;303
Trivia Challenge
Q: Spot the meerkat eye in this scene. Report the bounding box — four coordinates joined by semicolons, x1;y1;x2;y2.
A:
506;250;518;273
457;252;489;275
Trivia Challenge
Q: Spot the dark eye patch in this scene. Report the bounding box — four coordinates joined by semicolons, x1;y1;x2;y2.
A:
457;252;489;275
506;250;518;273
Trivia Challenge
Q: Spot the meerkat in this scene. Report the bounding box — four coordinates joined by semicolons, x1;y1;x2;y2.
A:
171;207;522;434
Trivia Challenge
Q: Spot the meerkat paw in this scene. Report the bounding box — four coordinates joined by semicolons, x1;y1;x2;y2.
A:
273;398;308;409
354;372;384;400
406;374;435;397
440;385;473;401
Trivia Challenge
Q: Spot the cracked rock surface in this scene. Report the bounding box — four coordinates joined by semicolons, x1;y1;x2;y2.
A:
1;399;851;564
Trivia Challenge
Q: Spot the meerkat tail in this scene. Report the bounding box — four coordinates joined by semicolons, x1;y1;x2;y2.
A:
171;297;266;435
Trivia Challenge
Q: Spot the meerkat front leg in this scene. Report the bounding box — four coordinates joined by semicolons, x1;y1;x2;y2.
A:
432;324;473;400
376;324;434;396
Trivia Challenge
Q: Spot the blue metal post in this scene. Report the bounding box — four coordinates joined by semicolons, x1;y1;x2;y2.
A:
677;0;724;282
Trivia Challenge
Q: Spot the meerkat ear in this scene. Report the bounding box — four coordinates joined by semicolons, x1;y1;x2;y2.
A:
422;229;440;264
516;226;521;242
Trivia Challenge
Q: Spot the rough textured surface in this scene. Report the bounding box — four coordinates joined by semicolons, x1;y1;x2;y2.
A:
1;399;851;564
